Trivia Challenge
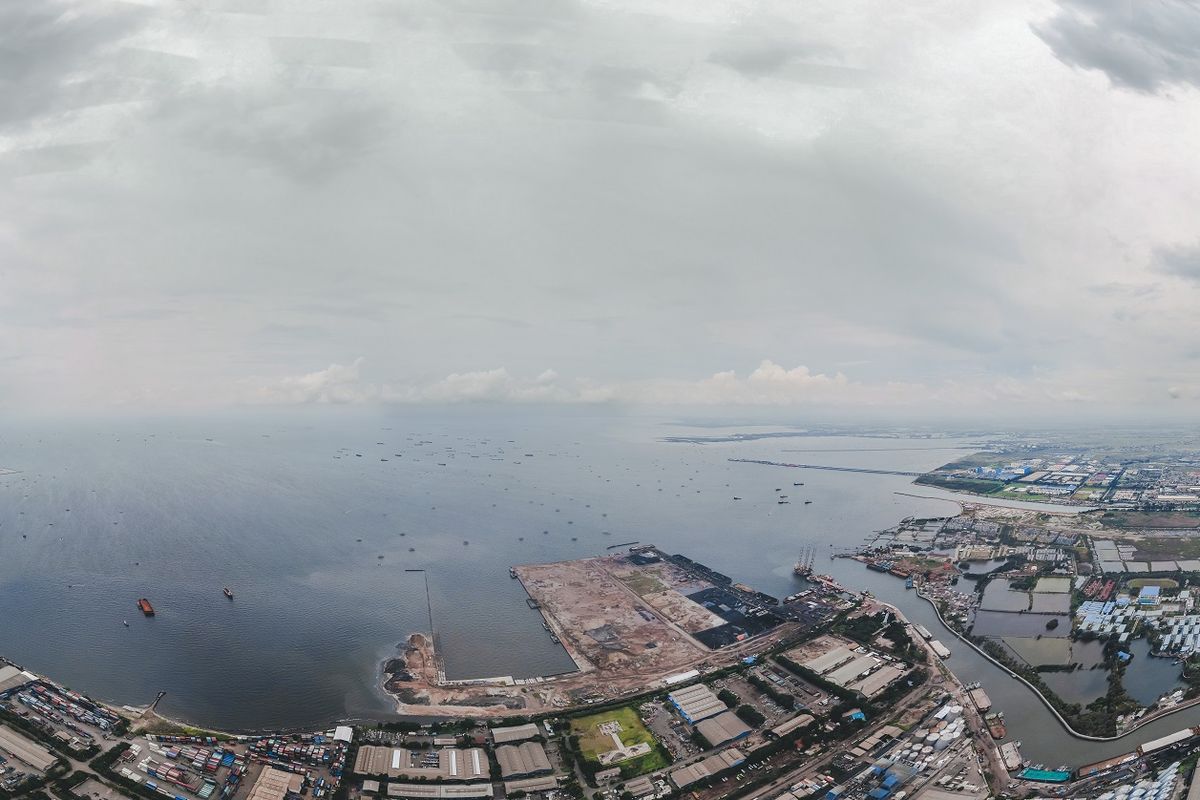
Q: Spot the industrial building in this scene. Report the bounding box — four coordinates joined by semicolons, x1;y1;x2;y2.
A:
770;714;815;739
385;783;492;799
354;747;487;780
846;664;908;698
0;665;37;695
503;777;559;795
669;748;746;789
667;684;727;723
826;655;879;687
495;742;553;779
696;711;752;746
247;767;304;800
490;723;540;744
623;776;656;798
0;725;56;771
802;646;856;675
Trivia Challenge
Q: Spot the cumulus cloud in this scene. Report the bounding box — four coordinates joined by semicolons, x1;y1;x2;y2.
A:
248;358;377;404
243;359;1122;412
1035;0;1200;92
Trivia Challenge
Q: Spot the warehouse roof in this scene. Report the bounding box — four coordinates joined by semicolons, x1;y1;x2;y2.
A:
495;742;552;778
668;684;726;722
503;777;559;794
0;725;56;772
803;646;855;675
0;666;37;695
491;723;540;744
247;767;302;800
770;714;815;738
847;665;907;698
355;747;487;780
696;711;752;746
624;776;655;798
826;655;879;687
669;749;746;789
386;783;492;799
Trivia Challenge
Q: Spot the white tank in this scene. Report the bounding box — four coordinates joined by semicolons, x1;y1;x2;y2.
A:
933;736;950;751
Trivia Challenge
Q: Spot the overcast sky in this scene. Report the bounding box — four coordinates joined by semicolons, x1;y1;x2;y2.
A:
3;0;1200;416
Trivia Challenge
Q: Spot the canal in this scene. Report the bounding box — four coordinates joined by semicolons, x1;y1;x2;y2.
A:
824;557;1200;767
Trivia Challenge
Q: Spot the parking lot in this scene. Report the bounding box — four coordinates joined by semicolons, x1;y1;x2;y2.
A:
641;701;701;761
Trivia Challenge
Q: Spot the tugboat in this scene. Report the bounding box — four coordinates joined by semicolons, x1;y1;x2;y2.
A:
137;598;155;616
223;587;234;599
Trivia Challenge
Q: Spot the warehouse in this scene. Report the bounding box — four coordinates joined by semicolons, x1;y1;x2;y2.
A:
846;664;908;698
0;665;37;696
491;723;540;744
624;776;656;798
696;711;752;746
770;714;815;739
1138;728;1195;756
354;747;488;780
0;725;56;772
803;646;856;675
667;684;726;723
669;749;746;789
385;783;492;799
826;655;879;687
503;777;558;794
247;767;303;800
495;742;553;779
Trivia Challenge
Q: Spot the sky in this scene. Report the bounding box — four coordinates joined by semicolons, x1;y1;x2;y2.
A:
2;0;1200;417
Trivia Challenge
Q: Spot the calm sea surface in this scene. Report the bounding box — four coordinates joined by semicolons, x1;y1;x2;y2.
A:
0;410;1192;766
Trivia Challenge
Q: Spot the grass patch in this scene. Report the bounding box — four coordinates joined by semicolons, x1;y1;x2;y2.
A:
1097;511;1200;530
914;475;1005;495
569;707;667;775
616;572;667;597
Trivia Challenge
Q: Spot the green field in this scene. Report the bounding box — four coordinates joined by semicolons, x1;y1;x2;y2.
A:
570;707;669;776
1098;511;1200;530
618;572;667;597
1127;578;1180;590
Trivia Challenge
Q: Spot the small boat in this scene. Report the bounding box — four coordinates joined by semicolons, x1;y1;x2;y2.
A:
137;598;155;616
804;500;813;505
509;568;518;578
223;587;234;599
123;620;129;627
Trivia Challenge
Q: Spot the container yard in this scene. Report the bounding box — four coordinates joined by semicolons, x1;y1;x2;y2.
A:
109;728;352;800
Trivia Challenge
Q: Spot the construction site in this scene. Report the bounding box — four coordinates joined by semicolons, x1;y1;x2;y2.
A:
383;547;803;717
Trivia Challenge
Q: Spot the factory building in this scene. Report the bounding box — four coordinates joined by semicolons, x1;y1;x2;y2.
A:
490;723;540;744
667;684;727;723
696;711;752;746
669;749;746;789
495;742;553;779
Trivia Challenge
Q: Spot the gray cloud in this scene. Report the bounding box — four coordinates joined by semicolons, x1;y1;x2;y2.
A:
0;1;151;129
1154;241;1200;280
2;0;1199;414
1035;0;1200;92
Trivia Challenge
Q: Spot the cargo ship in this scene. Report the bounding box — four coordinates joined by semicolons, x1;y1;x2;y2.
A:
985;712;1006;740
137;598;155;616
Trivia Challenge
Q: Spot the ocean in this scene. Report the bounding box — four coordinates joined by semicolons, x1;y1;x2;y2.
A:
2;409;1191;765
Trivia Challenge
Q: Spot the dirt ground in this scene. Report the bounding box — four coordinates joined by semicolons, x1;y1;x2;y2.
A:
384;555;800;719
